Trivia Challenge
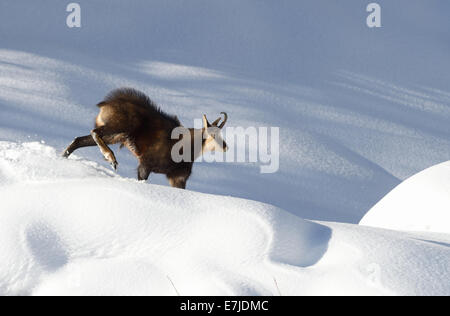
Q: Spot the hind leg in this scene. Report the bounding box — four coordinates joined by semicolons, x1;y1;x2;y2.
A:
91;126;119;170
62;135;96;158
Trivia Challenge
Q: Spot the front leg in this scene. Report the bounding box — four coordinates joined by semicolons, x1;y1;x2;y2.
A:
168;176;187;189
91;127;118;171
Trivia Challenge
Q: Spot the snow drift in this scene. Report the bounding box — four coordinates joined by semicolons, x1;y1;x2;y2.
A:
2;1;450;224
0;141;449;296
0;1;450;296
360;162;450;234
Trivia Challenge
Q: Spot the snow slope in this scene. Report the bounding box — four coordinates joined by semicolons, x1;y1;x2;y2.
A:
0;141;449;296
361;162;450;234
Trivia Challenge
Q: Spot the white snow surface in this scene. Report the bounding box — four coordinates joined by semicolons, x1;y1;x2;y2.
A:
361;162;450;234
0;142;449;296
0;0;450;295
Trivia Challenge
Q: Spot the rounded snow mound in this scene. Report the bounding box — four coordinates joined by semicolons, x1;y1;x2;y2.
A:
360;161;450;234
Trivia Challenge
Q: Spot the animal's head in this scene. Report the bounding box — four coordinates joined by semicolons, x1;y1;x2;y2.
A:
202;112;228;152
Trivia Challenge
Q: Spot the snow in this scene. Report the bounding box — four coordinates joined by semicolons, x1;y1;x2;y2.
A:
3;1;450;223
0;0;449;295
360;162;450;234
0;141;449;296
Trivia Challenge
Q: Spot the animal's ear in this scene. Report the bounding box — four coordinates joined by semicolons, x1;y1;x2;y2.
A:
202;114;211;128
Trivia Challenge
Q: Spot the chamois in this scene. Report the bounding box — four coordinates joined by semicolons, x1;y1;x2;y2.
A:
62;88;228;189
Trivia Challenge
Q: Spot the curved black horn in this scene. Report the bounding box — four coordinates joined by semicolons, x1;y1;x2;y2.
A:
218;112;228;129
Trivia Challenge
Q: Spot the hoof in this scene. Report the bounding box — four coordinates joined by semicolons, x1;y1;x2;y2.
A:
103;152;118;171
111;161;118;171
